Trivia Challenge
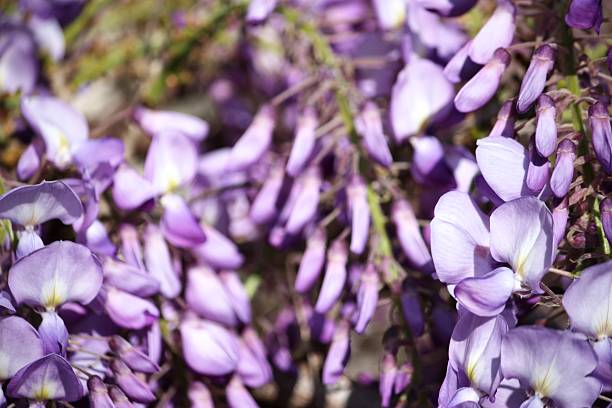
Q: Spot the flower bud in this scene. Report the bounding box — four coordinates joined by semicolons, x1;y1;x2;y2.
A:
526;136;550;193
285;166;321;234
295;227;326;293
454;48;511;113
189;381;214;408
517;44;556;113
535;94;558;157
489;100;516;138
108;385;134;407
227;105;275;172
322;320;351;385
110;360;156;403
109;336;160;374
186;266;237;326
468;0;515;64
550;139;576;198
588;102;612;174
315;239;348;313
347;176;370;255
565;0;603;32
88;376;114;408
380;352;397;407
227;376;259;408
444;41;480;84
354;264;380;334
392;199;433;272
400;281;425;337
355;102;393;167
286;107;317;177
552;197;569;249
38;311;69;356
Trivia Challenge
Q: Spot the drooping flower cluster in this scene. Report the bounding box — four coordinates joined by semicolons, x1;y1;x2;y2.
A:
0;0;610;407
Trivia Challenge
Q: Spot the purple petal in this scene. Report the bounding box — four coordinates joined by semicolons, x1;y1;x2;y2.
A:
489;100;516;139
0;316;44;380
227;376;259;408
105;288;159;329
194;224;244;269
144;131;197;193
143;224;181;298
562;260;612;339
112;166;158;210
347;176;370;255
17;141;43;181
180;315;240;376
160;194;206;248
380;353;397;407
226;106;275;172
390;56;454;142
454;267;515;317
0;27;37;94
565;0;603;31
295;227;326;293
525;137;550;194
16;229;44;259
552;197;569;249
410;136;453;185
322;321;351;385
21;95;88;168
501;326;601;407
237;328;272;387
189;381;214;408
430;191;492;284
444;40;481;84
449;312;511;397
9;241;102;308
489;197;554;290
250;163;285;224
104;258;160;297
455;49;511;113
7;354;83;402
220;270;252;324
28;16;64;61
0;180;83;226
111;360;156;403
356;102;393;167
88;376;114;408
468;0;515;64
602;197;612;247
186;266;238;326
475;136;530;202
592;339;612;391
315;239;348;313
417;0;477;17
133;106;209;141
286;107;317;176
78;220;116;256
285;166;321;235
109;335;160;374
517;45;555;113
372;0;406;30
38;311;69;355
354;265;379;334
392;199;433;272
534;94;557;157
246;0;278;23
550;139;576;198
400;282;425;337
588;102;612;174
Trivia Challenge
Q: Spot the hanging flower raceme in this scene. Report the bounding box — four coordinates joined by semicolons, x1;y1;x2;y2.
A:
430;191;554;316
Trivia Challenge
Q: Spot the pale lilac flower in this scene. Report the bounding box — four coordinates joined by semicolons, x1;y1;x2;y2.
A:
133;106;209;142
588;101;612;174
226;105;275;172
372;0;406;30
347;175;370;255
550;138;576;198
355;102;393;167
354;264;379;334
286;107;317;176
517;45;556;113
0;24;37;94
0;316;44;381
315;239;348;313
468;0;516;64
534;94;557;157
488;100;516;139
322;320;351;385
295;227;326;293
501;326;601;407
246;0;278;23
391;199;433;272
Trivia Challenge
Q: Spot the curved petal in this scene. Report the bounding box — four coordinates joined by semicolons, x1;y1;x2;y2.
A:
501;326;600;407
454;267;515;317
160;194;206;248
0;316;44;380
0;180;83;226
180;316;240;376
9;241;103;308
430;191;492;284
105;288;159;330
489;197;554;289
475;136;530;202
186;266;238;327
144;131;198;193
143;224;181;298
468;0;515;64
112;166;158;210
7;354;83;402
194;224;244;269
562;260;612;339
133;107;209;142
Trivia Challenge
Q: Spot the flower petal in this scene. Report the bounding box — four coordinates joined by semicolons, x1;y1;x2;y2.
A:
454;267;515;317
0;316;44;380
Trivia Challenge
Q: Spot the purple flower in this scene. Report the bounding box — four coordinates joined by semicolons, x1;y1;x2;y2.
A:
552;197;569;249
347;175;370;255
322;320;351;385
186;266;238;326
315;239;348;313
468;0;515;64
236;327;272;387
550;138;576;198
284;166;321;235
180;314;240;376
227;376;259;408
188;381;214;408
0;316;44;381
517;45;556;113
354;264;379;334
226;105;275;172
250;162;285;224
431;192;554;316
21;95;89;169
111;359;156;403
391;199;433;272
588;101;612;174
501;326;601;407
7;354;83;402
88;375;114;408
133;106;209;142
372;0;406;30
416;0;477;17
286;107;317;176
355;102;393;168
563;261;612;389
534;94;558;157
444;41;480;84
143;224;181;298
391;55;454;142
489;100;516;139
194;223;244;269
28;16;64;62
0;24;38;94
526;136;551;194
601;197;612;247
104;287;159;329
455;48;511;113
295;227;326;293
565;0;603;32
109;335;160;374
246;0;278;23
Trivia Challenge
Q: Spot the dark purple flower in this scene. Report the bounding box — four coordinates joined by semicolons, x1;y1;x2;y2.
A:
588;102;612;174
565;0;603;32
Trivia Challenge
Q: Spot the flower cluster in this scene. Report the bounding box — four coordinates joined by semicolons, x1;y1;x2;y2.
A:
0;0;610;407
